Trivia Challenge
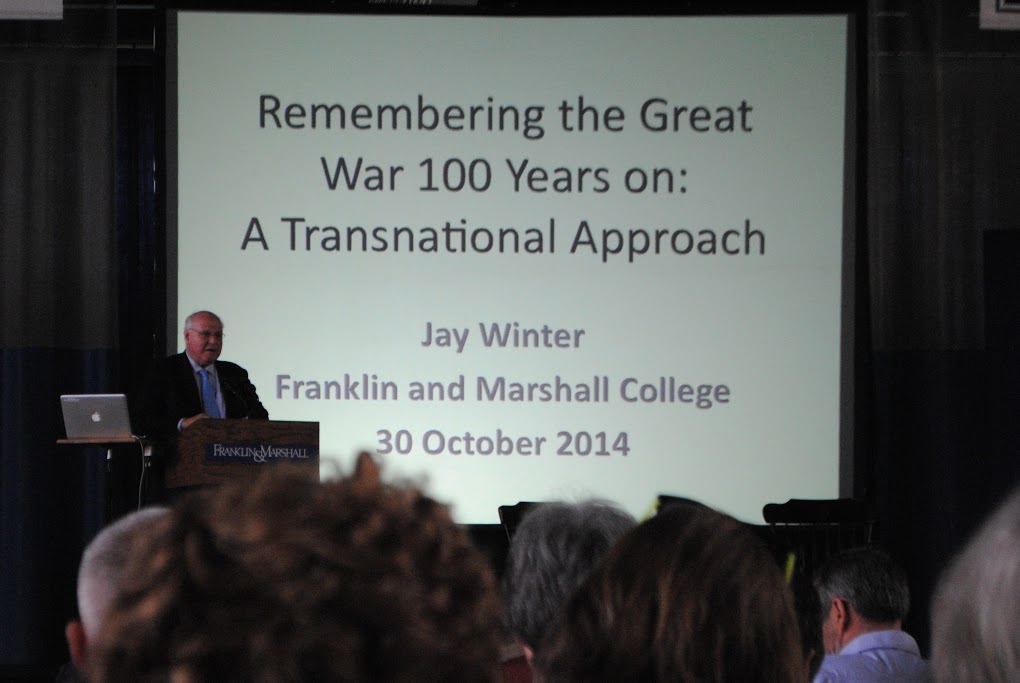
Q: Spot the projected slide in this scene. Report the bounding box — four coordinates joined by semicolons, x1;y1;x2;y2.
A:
170;12;850;523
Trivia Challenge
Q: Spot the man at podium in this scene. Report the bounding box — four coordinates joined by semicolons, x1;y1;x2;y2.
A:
141;310;268;440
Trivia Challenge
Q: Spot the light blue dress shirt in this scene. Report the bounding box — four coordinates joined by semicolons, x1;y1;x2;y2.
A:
814;630;931;683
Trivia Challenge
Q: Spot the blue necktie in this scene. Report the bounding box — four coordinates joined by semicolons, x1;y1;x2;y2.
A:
199;368;222;418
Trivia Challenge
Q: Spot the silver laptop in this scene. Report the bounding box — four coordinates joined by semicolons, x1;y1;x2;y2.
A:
60;394;134;440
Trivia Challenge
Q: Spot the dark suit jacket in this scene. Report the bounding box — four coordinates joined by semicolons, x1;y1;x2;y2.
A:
140;352;269;440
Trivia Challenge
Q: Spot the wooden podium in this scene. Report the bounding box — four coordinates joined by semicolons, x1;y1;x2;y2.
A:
165;419;319;488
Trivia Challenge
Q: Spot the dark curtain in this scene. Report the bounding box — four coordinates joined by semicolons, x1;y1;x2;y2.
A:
117;56;159;426
866;2;1020;650
0;5;117;674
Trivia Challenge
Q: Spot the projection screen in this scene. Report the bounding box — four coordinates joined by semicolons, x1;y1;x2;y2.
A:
162;3;861;524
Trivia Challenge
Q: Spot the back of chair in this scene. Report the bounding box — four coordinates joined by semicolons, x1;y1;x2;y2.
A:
762;498;876;579
497;501;541;542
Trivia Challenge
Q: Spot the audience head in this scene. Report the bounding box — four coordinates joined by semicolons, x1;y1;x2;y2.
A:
931;486;1020;683
814;545;910;655
86;454;503;682
65;506;169;668
502;499;636;661
535;502;805;683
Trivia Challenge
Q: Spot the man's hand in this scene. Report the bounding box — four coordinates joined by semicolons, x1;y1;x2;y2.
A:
181;413;210;430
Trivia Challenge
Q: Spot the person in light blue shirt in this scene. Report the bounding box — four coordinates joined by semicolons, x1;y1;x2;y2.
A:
813;546;930;683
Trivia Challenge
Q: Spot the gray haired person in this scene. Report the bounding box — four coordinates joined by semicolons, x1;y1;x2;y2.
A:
64;506;169;672
931;486;1020;683
502;500;636;667
813;546;929;683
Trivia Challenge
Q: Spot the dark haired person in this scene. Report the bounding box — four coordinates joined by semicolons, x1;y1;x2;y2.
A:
534;502;806;682
813;546;930;682
792;569;825;680
86;454;504;682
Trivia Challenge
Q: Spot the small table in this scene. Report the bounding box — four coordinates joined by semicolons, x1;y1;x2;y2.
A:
58;436;154;519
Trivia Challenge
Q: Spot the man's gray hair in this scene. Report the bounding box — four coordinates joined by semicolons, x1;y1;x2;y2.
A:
814;546;910;624
77;506;169;638
183;310;221;331
502;500;636;650
932;486;1020;683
